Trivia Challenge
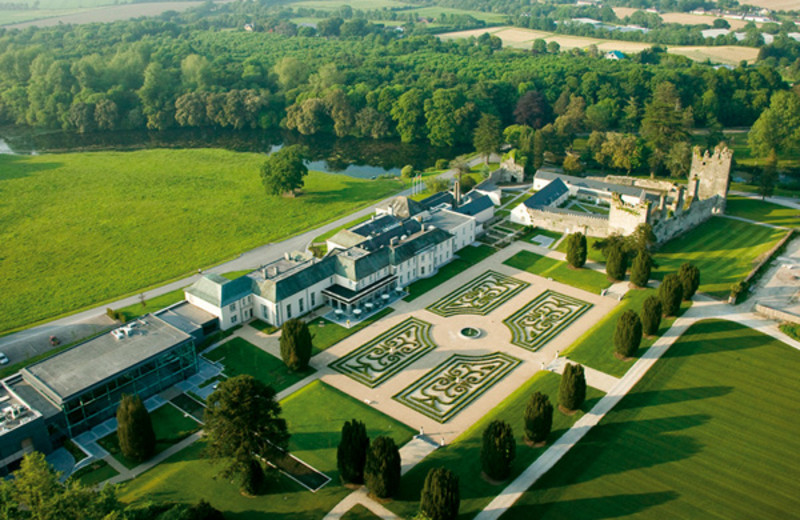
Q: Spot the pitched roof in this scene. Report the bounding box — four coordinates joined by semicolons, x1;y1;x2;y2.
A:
535;170;646;200
185;274;253;307
252;257;337;302
327;229;367;248
455;194;493;216
419;191;454;210
390;227;452;265
376;196;424;218
334;247;390;281
524;178;568;208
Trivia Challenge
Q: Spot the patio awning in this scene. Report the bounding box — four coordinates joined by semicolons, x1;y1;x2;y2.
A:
322;275;397;305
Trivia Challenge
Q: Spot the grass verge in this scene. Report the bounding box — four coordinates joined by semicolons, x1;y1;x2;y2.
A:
309;307;393;354
404;245;496;301
70;459;119;487
504;251;611;294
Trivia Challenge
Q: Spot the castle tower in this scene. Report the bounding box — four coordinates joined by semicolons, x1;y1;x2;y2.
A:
691;145;733;212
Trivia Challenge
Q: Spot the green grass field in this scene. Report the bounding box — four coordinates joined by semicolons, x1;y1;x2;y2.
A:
341;504;380;519
725;195;800;228
504;251;611;294
118;381;414;520
502;319;800;519
0;149;403;333
555;235;606;264
652;217;786;298
563;289;689;378
404;245;496;301
98;403;200;469
308;307;393;354
386;371;604;519
203;337;312;392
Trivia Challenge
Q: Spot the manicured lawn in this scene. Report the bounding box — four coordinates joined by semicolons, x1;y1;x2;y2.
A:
118;381;414;520
98;403;200;469
386;371;604;520
0;149;403;333
203;337;312;392
249;318;278;335
725;195;800;228
342;504;380;519
504;251;611;294
503;320;800;520
563;289;689;378
404;245;496;301
309;307;393;354
652;217;786;298
555;235;606;264
70;459;119;487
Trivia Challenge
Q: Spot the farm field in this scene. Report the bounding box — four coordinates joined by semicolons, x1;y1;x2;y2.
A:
0;149;403;333
612;7;753;29
118;381;414;519
652;217;787;299
1;1;203;27
438;26;760;65
502;319;800;520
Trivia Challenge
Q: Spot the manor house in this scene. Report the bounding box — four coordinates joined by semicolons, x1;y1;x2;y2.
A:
510;145;732;243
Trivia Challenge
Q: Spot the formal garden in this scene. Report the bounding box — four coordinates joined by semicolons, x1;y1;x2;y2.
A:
426;270;530;317
504;291;593;351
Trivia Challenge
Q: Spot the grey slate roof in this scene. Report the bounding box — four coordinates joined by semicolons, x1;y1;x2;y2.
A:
455;194;493;216
524;178;569;208
334;247;390;281
252;256;337;302
419;191;454;210
390;228;452;264
185;274;253;307
535;170;647;200
350;215;401;237
376;196;424;218
327;229;367;248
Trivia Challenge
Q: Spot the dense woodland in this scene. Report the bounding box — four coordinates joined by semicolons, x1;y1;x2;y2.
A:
0;0;797;176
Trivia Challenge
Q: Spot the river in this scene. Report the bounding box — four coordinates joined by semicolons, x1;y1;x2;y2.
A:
0;127;466;179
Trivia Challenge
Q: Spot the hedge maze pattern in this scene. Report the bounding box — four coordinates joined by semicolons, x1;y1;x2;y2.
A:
330;317;436;388
426;270;530;317
504;290;592;351
393;352;521;423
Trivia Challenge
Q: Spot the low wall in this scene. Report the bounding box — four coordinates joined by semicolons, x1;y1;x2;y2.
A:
592;175;676;193
730;229;795;304
527;208;609;237
652;197;717;244
755;303;800;324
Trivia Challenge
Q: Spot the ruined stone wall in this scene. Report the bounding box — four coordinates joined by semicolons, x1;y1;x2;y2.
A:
527;208;609;237
651;197;718;243
691;145;732;210
608;197;650;235
593;175;676;193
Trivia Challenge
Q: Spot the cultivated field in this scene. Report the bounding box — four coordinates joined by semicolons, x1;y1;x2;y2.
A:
503;319;800;519
2;1;203;28
741;0;800;10
439;26;760;65
612;7;753;29
0;149;403;333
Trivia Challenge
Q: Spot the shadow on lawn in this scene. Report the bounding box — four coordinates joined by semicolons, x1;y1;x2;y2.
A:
0;155;63;183
614;386;733;411
506;490;680;520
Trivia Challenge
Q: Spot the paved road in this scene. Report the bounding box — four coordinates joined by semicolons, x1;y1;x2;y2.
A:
0;155;499;366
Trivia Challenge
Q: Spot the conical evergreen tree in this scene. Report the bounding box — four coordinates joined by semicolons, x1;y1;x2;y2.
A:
558;363;586;412
117;394;156;463
659;273;683;316
337;419;370;484
630;249;653;287
606;244;628;281
279;318;313;371
420;467;460;520
565;232;587;269
678;263;701;300
481;420;516;481
614;310;642;358
364;436;401;498
524;392;553;444
641;296;662;337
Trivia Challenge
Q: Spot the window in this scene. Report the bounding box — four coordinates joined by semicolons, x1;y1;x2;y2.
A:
421;266;425;275
311;293;315;306
287;304;292;319
231;315;238;324
230;303;236;311
262;304;268;318
299;298;304;313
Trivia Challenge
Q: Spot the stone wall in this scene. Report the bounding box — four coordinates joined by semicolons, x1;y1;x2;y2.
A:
595;175;676;193
527;207;609;237
755;303;800;325
651;197;717;243
608;195;650;235
692;145;732;210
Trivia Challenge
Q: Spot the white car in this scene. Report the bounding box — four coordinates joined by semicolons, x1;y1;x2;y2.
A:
0;352;8;365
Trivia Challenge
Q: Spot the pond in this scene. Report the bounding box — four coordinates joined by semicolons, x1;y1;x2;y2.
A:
0;127;468;179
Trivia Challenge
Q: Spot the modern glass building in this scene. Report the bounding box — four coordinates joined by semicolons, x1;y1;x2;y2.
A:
20;315;198;437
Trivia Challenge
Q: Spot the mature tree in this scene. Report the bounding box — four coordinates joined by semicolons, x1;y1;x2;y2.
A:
666;141;692;178
626;223;656;253
532;130;545;169
391;88;427;143
565;232;587;269
553;95;586;139
204;375;290;494
641;82;692;174
759;151;778;199
659;273;683;317
531;39;547;55
117;394;156;463
614;310;643;358
401;164;414;178
337;419;370;485
562;153;583;174
748;90;800;158
273;57;309;90
559;363;586;412
364;436;401;498
425;88;475;147
474;113;503;163
420;467;460;520
630;249;653;288
261;145;308;196
677;263;701;300
586;98;619;131
606;243;628;281
279;318;313;371
514;90;550;129
524;391;553;445
641;295;662;337
596;132;642;173
481;420;516;481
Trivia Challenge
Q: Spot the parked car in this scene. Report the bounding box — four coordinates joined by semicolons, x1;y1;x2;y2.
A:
0;352;9;365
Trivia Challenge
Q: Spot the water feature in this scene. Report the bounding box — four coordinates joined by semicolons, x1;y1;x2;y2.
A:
0;127;467;178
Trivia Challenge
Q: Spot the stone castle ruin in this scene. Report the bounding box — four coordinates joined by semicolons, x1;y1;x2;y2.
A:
510;145;733;244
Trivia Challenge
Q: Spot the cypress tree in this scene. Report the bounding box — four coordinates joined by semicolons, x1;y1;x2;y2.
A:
641;296;662;337
116;394;156;463
659;273;683;317
678;263;701;300
480;420;516;481
279;318;313;371
565;232;587;269
614;310;642;358
524;392;553;445
337;419;370;485
364;436;401;499
558;363;586;412
420;467;460;520
630;249;652;288
605;244;628;281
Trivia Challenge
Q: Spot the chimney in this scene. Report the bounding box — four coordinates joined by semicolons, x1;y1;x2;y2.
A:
454;179;461;207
